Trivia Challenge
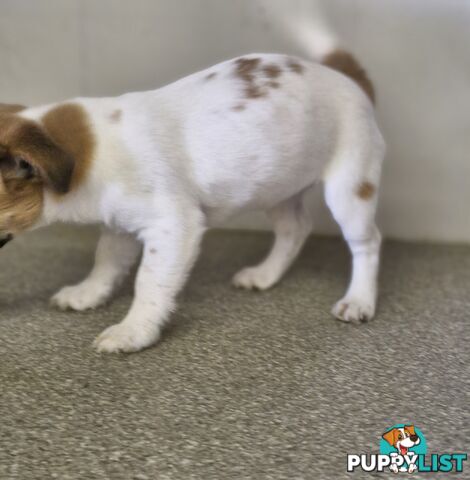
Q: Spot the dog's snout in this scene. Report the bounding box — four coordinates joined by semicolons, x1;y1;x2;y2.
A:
0;234;13;248
410;434;418;442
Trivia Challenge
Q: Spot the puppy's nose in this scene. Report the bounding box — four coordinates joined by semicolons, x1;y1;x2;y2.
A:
410;434;418;442
0;233;13;248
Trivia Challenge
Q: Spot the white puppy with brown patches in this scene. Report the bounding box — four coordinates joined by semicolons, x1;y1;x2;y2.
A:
0;39;384;353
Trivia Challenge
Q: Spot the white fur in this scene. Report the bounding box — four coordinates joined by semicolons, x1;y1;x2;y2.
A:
21;50;384;352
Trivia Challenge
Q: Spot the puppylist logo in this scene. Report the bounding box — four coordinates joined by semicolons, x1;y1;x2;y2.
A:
347;424;467;474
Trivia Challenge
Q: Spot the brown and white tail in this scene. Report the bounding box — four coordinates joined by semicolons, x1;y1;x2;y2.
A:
282;13;375;103
321;49;375;103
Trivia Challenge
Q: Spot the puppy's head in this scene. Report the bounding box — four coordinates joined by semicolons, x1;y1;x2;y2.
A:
0;104;77;245
382;425;420;455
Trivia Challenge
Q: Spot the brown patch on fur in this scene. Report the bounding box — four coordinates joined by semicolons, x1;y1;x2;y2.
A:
204;72;217;81
322;49;375;103
268;81;280;89
234;57;260;82
109;109;122;123
234;57;267;99
0;103;26;114
263;64;282;78
42;103;95;191
286;59;304;74
245;84;264;99
149;248;157;254
357;181;375;200
232;104;246;112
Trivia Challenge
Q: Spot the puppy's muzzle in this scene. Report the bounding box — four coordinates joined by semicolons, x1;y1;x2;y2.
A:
0;234;13;248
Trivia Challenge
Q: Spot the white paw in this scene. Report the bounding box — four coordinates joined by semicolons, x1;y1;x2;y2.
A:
50;283;111;311
93;322;160;353
390;464;399;474
332;296;375;323
232;266;277;291
408;464;418;474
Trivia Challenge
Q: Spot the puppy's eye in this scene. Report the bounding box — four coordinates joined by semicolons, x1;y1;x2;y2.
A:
398;434;402;440
18;158;31;170
15;157;35;178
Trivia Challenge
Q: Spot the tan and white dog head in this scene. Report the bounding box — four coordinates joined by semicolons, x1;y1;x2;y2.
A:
0;102;94;246
382;425;420;456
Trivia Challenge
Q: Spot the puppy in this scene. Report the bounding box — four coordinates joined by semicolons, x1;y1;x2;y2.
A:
382;425;420;473
0;38;384;352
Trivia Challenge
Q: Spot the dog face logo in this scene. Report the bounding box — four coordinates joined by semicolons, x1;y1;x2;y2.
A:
381;424;423;473
382;425;420;456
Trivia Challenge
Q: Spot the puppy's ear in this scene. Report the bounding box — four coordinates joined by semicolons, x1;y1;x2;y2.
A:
13;123;75;193
382;428;397;446
404;425;416;436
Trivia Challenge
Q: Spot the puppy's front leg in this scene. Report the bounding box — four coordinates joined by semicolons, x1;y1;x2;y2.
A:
94;213;205;353
51;228;141;311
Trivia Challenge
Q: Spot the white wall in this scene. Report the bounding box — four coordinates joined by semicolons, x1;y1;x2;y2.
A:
1;0;469;243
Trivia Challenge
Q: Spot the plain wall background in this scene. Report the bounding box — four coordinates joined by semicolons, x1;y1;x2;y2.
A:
1;0;469;243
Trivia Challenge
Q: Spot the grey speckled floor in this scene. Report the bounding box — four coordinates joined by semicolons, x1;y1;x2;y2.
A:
0;226;469;480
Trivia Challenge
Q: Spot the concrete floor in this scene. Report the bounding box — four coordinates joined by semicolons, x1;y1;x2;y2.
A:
0;226;469;479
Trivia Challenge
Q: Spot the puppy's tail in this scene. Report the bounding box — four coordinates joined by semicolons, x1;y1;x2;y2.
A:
282;13;375;103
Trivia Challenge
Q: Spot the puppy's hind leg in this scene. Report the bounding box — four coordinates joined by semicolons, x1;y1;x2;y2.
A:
324;145;384;322
233;192;313;291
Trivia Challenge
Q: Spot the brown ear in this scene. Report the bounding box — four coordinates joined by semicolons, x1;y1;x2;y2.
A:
0;103;26;114
11;122;75;194
404;425;416;436
382;428;397;446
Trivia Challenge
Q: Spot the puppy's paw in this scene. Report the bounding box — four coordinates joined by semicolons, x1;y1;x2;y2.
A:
232;266;277;291
408;464;418;474
93;323;159;353
50;283;111;311
332;296;375;323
